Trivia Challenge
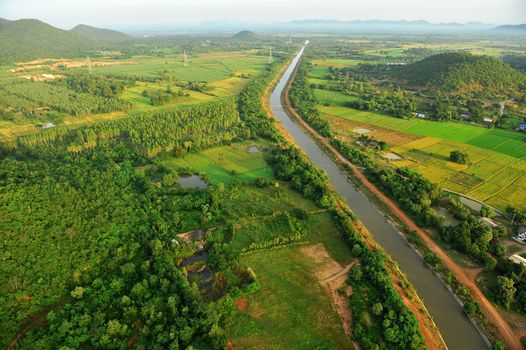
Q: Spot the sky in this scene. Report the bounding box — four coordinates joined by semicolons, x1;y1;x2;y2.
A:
1;0;525;29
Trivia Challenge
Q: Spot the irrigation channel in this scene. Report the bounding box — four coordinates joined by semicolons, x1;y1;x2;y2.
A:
270;45;488;349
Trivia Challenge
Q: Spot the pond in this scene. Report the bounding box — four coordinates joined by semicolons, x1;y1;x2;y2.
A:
248;145;261;153
178;174;209;189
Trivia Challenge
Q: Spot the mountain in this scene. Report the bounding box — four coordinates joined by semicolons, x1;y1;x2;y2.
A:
493;24;526;34
395;52;526;97
70;24;131;42
284;19;493;33
0;18;10;25
0;19;96;63
231;30;258;40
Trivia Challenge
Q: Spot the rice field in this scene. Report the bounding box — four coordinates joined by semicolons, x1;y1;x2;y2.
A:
320;108;526;210
320;106;526;159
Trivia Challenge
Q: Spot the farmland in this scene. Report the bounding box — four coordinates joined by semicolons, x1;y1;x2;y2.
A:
0;51;268;140
320;106;526;210
161;139;356;348
163;140;275;184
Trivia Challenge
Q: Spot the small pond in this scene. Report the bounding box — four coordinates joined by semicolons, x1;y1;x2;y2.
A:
248;145;261;153
178;175;209;189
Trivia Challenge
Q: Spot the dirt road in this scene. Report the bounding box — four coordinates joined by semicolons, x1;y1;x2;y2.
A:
281;74;522;350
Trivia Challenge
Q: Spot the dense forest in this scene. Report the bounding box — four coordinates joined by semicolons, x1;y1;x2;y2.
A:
394;52;526;98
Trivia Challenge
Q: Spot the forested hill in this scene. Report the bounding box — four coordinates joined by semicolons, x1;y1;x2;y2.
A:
232;30;258;40
493;24;526;34
69;24;131;42
396;52;526;96
0;19;96;63
0;18;10;25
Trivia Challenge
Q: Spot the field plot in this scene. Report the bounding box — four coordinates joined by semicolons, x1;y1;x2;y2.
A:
0;51;268;141
90;52;268;81
321;110;526;210
312;58;370;68
313;89;361;106
320;106;526;159
163;140;274;184
227;246;353;350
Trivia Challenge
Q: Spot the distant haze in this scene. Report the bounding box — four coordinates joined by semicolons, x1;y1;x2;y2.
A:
1;0;525;29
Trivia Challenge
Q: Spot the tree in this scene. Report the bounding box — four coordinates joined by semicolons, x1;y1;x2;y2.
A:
495;276;516;309
449;150;469;164
464;301;479;316
480;205;494;218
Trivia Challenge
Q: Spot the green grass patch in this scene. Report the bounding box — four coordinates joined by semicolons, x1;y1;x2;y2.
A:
227;246;353;350
163;140;274;184
320;106;526;159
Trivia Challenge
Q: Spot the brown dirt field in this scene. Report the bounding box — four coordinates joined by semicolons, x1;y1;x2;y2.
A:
300;244;355;342
324;114;421;147
227;341;241;350
235;298;249;312
281;65;522;349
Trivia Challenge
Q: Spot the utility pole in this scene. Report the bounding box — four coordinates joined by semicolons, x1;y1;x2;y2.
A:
288;34;292;44
86;56;92;74
183;51;189;67
268;47;273;64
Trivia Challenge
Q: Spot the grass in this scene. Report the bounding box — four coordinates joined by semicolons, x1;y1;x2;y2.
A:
313;89;360;106
319;106;526;210
163;140;274;184
0;51;268;142
312;58;370;68
227;246;353;350
166;140;356;348
89;52;268;81
320;106;526;159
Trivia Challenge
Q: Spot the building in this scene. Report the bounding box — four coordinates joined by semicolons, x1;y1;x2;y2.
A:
514;227;526;243
41;122;55;129
483;117;494;123
517;124;526;132
416;113;426;118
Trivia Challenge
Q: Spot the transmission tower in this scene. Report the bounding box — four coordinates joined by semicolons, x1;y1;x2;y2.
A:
268;47;273;64
86;56;92;74
288;34;292;44
183;51;189;67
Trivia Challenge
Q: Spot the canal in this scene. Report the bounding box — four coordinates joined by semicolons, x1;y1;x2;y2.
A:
270;46;487;350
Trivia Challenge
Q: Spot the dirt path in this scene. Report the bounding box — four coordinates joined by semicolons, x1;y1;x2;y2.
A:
299;244;357;347
280;68;522;349
8;297;70;349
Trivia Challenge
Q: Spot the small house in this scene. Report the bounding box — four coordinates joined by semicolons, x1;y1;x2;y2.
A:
416;113;426;119
514;227;526;243
517;124;526;132
483;117;494;123
41;122;55;129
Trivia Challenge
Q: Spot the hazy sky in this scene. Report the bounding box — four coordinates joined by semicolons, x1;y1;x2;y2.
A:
1;0;525;28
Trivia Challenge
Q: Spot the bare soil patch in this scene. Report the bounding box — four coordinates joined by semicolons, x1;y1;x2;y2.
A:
300;244;355;339
235;298;249;312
